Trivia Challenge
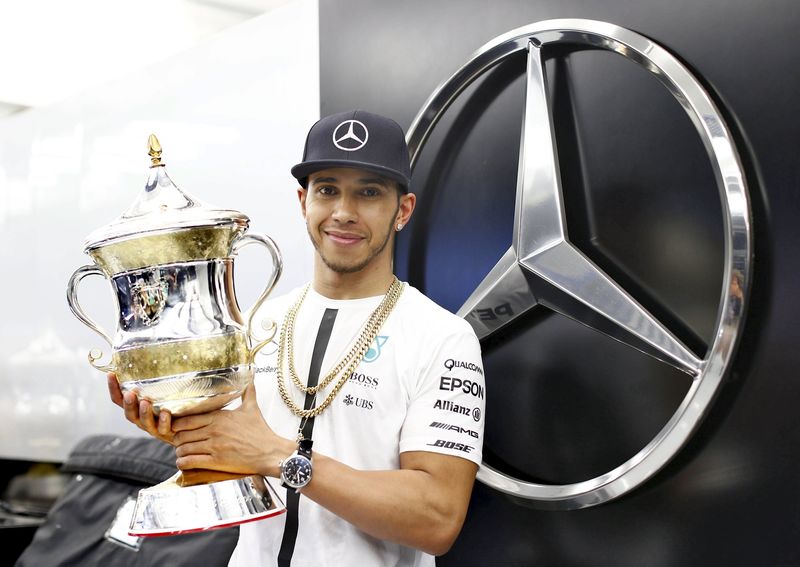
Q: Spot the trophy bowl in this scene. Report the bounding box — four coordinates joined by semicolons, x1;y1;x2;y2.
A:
66;135;287;536
67;135;281;416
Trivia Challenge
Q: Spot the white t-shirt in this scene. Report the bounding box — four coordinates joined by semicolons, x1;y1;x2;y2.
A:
228;283;485;567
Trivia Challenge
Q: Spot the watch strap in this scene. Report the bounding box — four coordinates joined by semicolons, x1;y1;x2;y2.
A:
280;459;289;490
298;438;313;458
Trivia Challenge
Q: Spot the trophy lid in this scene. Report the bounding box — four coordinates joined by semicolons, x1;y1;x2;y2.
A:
83;134;249;251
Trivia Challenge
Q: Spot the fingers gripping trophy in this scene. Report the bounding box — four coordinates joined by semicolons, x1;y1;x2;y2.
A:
67;135;287;536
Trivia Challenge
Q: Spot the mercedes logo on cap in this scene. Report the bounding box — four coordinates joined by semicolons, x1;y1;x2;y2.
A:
333;119;369;151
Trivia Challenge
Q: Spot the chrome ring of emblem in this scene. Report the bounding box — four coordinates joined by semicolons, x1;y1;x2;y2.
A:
406;19;752;509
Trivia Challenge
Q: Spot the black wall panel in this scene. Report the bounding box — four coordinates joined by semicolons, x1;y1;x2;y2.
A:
319;1;800;565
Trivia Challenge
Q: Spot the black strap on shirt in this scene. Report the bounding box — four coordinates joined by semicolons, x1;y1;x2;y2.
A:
277;308;338;567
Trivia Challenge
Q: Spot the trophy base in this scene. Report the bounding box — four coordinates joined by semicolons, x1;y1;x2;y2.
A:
129;472;286;537
119;365;252;416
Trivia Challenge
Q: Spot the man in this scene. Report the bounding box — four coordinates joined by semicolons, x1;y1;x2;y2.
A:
108;110;486;566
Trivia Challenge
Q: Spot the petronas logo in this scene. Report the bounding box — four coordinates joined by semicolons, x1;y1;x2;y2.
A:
363;336;388;363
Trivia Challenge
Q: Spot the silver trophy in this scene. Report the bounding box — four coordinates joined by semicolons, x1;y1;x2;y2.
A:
67;135;286;536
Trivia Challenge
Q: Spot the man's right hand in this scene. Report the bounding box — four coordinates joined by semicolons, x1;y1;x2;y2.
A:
107;373;176;446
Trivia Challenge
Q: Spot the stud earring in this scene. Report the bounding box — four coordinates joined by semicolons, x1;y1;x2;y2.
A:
396;223;404;231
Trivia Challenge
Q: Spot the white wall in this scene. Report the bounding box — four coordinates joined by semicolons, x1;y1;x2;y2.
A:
0;0;318;461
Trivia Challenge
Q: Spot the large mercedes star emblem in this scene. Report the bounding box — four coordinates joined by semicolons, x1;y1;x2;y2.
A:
333;119;369;151
406;19;752;509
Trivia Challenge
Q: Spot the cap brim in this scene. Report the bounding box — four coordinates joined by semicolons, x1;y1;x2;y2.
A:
291;160;409;192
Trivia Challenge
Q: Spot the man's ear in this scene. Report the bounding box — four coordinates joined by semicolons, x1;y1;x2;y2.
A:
397;192;416;227
297;187;308;217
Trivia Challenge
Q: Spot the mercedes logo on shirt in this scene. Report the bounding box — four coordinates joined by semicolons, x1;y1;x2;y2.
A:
333;119;369;151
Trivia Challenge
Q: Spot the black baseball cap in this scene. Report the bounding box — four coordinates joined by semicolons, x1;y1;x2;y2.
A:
291;110;412;192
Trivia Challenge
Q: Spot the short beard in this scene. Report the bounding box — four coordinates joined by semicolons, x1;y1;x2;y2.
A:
309;205;398;274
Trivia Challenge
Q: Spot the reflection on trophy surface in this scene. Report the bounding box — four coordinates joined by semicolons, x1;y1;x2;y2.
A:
66;135;286;535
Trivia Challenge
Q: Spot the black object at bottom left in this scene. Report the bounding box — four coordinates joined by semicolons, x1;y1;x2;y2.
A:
15;435;239;567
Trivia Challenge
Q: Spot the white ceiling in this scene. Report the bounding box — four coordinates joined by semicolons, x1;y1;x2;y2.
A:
0;0;289;118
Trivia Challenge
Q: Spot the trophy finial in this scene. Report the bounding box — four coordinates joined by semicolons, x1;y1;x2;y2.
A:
148;134;164;167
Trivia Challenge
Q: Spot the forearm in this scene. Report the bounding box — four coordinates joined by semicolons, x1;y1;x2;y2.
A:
262;449;475;556
306;456;462;555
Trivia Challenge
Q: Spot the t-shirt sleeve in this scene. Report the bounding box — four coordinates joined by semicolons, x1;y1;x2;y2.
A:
399;324;485;465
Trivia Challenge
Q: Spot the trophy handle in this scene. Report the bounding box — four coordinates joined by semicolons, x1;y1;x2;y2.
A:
232;233;283;360
67;264;116;372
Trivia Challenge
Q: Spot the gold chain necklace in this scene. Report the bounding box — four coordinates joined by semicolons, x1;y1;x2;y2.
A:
276;276;405;419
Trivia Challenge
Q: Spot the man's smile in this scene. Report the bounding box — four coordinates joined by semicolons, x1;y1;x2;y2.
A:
323;229;366;245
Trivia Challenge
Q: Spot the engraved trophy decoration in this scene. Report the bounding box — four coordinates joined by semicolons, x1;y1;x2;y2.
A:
67;135;286;536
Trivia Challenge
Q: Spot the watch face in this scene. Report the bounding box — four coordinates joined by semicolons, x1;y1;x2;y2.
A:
282;455;312;487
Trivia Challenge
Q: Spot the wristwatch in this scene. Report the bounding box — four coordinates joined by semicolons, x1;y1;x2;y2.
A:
279;439;313;492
